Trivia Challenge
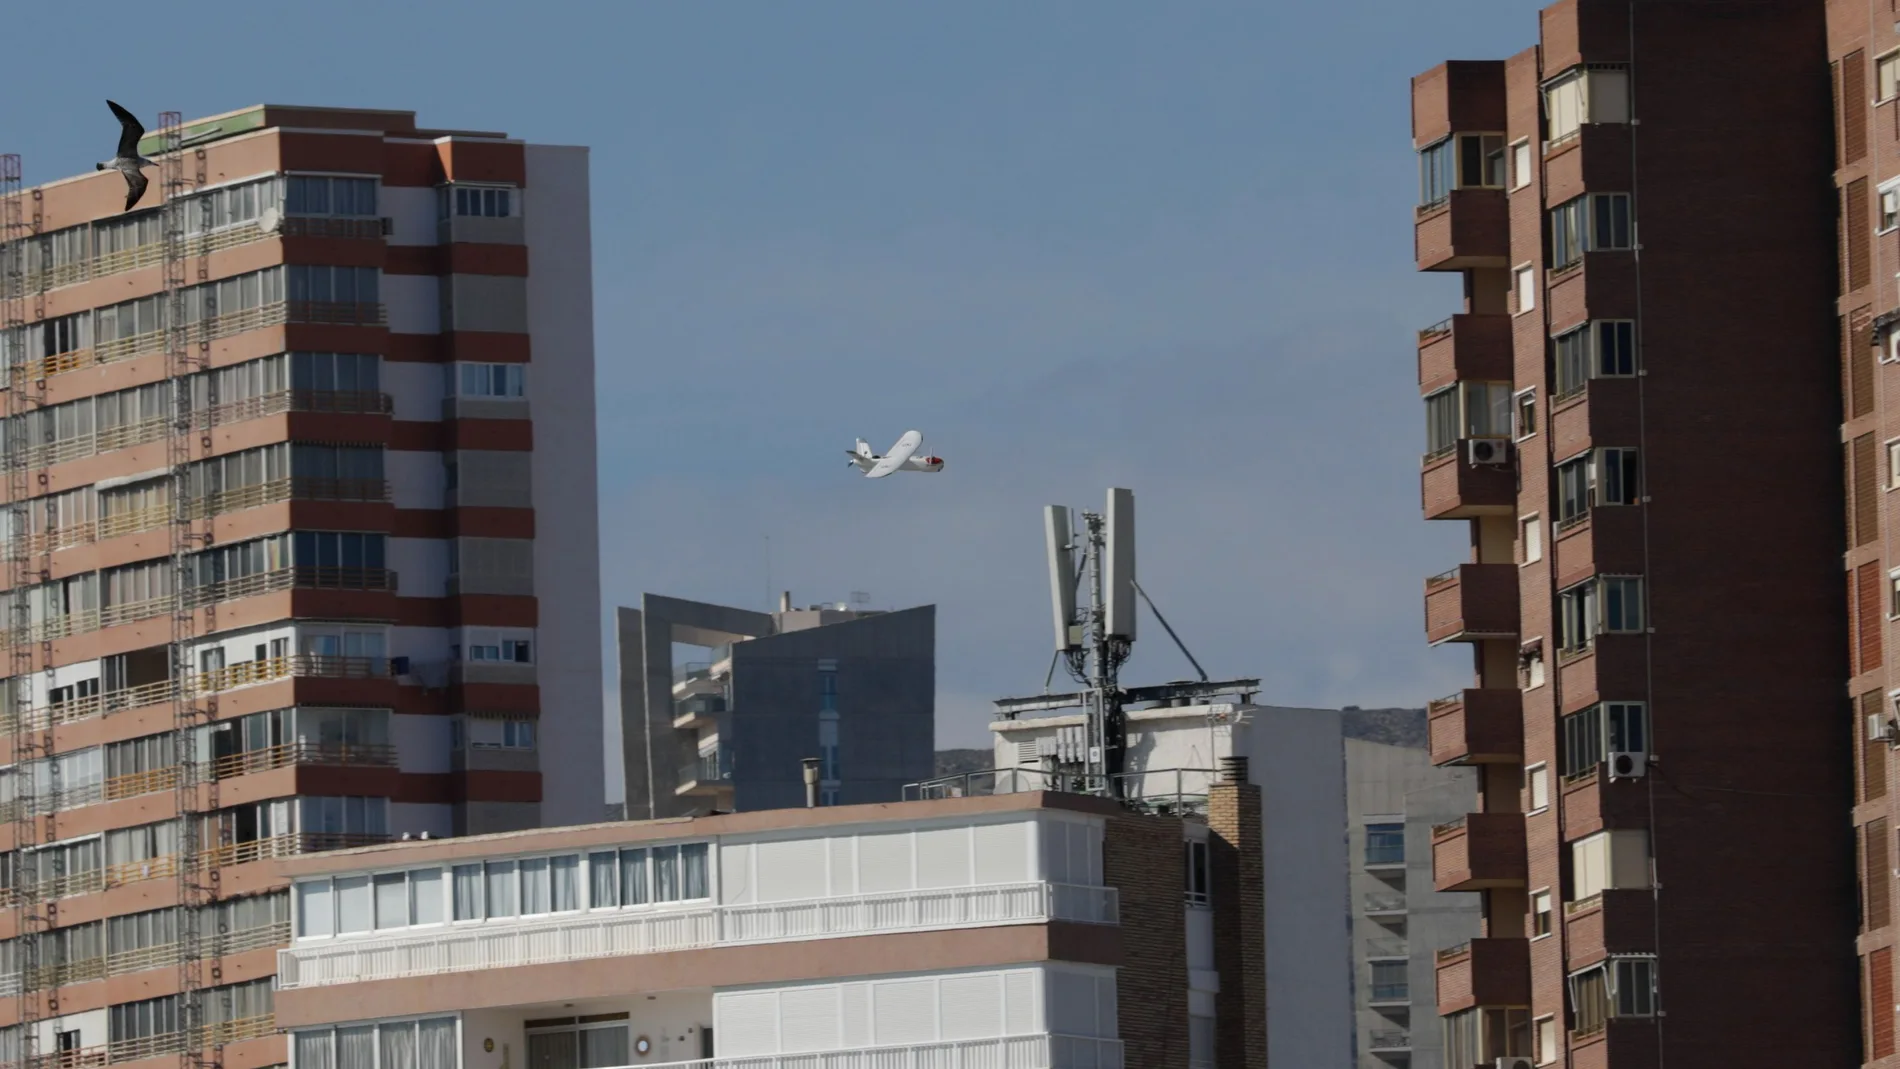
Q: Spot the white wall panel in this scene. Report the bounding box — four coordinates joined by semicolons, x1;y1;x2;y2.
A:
714;967;1053;1056
383;361;447;423
383;274;442;335
387;449;446;510
856;830;913;894
779;986;842;1053
756;838;827;902
870;980;937;1047
382;186;439;247
973;820;1029;885
938;974;1003;1040
388;537;449;599
713;992;778;1057
394;714;451;774
720;842;755;905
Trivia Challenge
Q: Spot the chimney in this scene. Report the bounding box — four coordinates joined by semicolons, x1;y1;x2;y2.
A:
802;758;821;807
780;591;792;613
1219;755;1249;784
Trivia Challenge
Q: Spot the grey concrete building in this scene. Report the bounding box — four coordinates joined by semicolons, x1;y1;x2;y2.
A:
617;592;935;819
1345;733;1482;1069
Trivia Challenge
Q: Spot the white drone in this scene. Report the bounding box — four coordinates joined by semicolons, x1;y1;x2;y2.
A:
847;430;945;479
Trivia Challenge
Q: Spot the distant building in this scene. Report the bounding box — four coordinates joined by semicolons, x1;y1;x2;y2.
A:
959;696;1350;1069
616;592;934;819
1344;734;1481;1069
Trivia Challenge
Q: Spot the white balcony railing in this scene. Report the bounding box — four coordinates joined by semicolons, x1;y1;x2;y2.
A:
516;1034;1119;1069
278;880;1118;990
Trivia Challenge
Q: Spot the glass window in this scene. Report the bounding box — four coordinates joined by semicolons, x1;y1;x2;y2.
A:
452;864;483;920
653;845;681;902
373;873;407;930
297;880;333;938
1369;960;1408;1001
1183;840;1210;905
411;869;443;925
619;848;648;906
336;875;371;934
1424;387;1459;457
551;855;580;912
484;860;518;918
521;857;550;915
589;851;616;907
1532;890;1552;937
682;843;709;899
1514;265;1536;313
1527;766;1549;811
1365;823;1405;866
1511;140;1533;190
1419;138;1453;208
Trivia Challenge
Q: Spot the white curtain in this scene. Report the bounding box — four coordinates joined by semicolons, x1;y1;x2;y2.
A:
379;1022;417;1069
295;1032;334;1069
417;1019;456;1069
411;869;444;925
452;864;483;920
550;856;579;912
337;1026;375;1069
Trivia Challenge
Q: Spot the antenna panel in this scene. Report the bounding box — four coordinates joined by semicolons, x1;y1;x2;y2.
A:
1105;488;1137;640
1045;506;1080;652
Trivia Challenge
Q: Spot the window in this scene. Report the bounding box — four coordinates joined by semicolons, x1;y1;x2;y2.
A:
1882;52;1900;101
1531;889;1552;937
1522;645;1546;689
1513;264;1537;313
1552;320;1636;397
1543;66;1631;143
1891;440;1900;489
1568;957;1657;1035
1184;840;1210;905
1458;134;1506;189
1890;569;1900;619
1548;193;1634;269
1424;387;1459;457
1419;138;1454;208
442;185;517;219
290;531;386;571
187;175;285;234
1561;702;1647;778
1555;447;1642;526
1365;822;1405;866
1570;830;1652;903
1514;389;1537;440
461;719;536;751
1535;1015;1559;1063
1522;514;1542;564
1883;185;1900;233
464;639;532;664
1527;765;1550;812
1510;139;1533;190
1556;575;1644;652
289;352;381;394
287;265;380;306
452;362;527;399
296;868;443;938
295;1018;457;1069
284;175;379;217
1369;960;1408;1002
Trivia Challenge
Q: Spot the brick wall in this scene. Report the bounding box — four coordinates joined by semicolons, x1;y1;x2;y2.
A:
1103;809;1190;1069
1209;779;1268;1069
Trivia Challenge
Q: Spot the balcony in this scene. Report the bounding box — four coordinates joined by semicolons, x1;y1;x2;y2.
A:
1563;889;1654;963
1421;442;1517;520
677;748;734;797
1417;315;1513;394
1423;563;1519;644
277;879;1119;990
1365;937;1409;959
21;1016;275;1069
0;566;397;649
1433;937;1530;1013
1411;60;1506;151
671;663;726;700
1366;1029;1412;1054
673;692;726;730
0;654;388;738
1431;812;1527;891
1415;189;1509;272
1427;689;1524;766
1363;892;1408;916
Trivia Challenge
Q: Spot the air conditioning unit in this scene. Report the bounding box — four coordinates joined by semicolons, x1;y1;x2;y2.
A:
1871;714;1898;744
1495;1058;1535;1069
1607;750;1648;781
1467;438;1512;466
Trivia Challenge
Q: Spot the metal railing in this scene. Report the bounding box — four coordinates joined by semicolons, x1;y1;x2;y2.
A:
679;748;733;786
1436;941;1472;963
279;880;1118;990
1432;816;1467;837
0;565;395;648
23;1016;275;1069
1364;937;1408;958
0;654;389;736
1363;893;1406;913
1368;983;1409;1003
903;766;1219;817
1418;317;1453;341
9;476;389;557
0;223;276;298
1365;1030;1411;1051
1427;691;1462;715
196;832;389;870
9;300;386;382
563;1034;1122;1069
104;921;290;977
1565;892;1603;916
1424;566;1461;589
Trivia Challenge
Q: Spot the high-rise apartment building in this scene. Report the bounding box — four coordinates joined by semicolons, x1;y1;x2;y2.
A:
617;593;933;821
0;103;600;1069
1411;3;1857;1066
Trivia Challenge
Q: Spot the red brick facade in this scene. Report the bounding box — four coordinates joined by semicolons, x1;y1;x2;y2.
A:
1208;777;1268;1069
1103;810;1191;1069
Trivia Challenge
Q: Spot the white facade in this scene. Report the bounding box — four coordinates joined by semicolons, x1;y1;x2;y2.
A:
990;702;1352;1069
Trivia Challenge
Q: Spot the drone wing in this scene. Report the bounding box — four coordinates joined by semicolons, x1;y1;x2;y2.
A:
865;430;922;479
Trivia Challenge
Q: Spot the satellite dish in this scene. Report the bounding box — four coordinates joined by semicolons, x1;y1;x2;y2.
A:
257;207;282;234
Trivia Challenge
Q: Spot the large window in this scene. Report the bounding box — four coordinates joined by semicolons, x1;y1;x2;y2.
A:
1549;193;1634;268
1552;320;1636;397
290;531;387;572
188;175;285;234
1556;575;1644;653
1365;823;1405;866
1570;830;1651;901
1555;447;1642;527
1569;956;1657;1036
1543;66;1632;143
1418;133;1505;208
441;185;517;220
1560;702;1648;779
1444;1007;1531;1066
451;361;526;399
294;1018;457;1069
1419;138;1454;207
285;175;379;217
1424;381;1512;457
288;265;380;306
1369;960;1408;1002
526;1015;630;1069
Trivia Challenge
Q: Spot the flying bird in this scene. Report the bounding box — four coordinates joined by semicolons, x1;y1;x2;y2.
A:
96;101;156;212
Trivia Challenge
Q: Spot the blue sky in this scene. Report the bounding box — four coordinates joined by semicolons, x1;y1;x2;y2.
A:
9;0;1540;801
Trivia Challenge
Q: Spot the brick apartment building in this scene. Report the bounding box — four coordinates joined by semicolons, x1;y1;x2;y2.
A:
1412;1;1860;1066
0;105;602;1069
270;771;1267;1069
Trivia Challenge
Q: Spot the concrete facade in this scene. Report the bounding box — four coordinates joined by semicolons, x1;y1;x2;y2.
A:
1345;736;1481;1069
618;593;935;820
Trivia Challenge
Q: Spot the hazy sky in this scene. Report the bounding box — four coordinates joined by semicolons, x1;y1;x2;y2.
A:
9;0;1541;803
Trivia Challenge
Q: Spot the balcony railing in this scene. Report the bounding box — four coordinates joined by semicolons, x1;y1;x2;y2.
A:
903;766;1219;818
1365;937;1409;958
1366;1030;1411;1051
196;832;389;870
8;300;387;383
104;920;290;978
9;476;390;557
0;654;388;736
0;565;396;648
21;1016;275;1069
1;223;278;299
680;748;733;787
572;1034;1122;1069
1363;893;1407;914
278;880;1119;990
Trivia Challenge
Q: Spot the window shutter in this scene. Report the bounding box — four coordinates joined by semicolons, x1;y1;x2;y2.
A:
1852;306;1876;419
1835;61;1846;170
1868;817;1891;931
1846;51;1870;165
1872;947;1896;1058
1861;562;1886;673
1856;433;1879;546
1849;178;1873;292
1866;691;1890;804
